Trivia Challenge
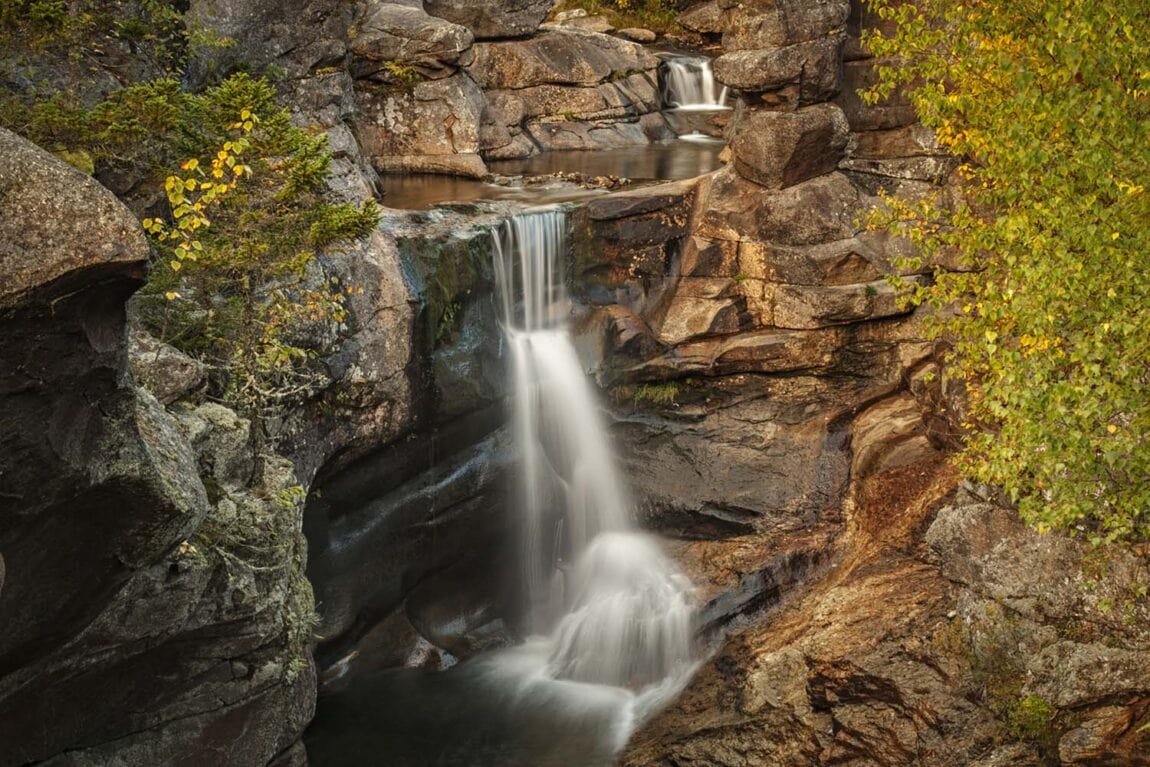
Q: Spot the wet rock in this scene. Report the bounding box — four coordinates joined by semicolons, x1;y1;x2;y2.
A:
423;0;554;39
610;376;861;534
306;426;513;676
731;103;850;189
353;70;487;177
572;178;697;313
714;35;845;104
348;2;474;80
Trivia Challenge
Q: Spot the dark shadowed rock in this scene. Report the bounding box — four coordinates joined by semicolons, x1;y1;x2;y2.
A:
0;129;315;767
423;0;554;39
836;57;917;130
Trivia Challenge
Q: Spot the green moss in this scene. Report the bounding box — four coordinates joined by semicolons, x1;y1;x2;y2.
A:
935;607;1066;762
383;60;422;90
632;381;679;405
1006;694;1057;743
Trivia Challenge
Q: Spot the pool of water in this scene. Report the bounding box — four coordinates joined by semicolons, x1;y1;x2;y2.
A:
305;641;693;767
380;138;725;211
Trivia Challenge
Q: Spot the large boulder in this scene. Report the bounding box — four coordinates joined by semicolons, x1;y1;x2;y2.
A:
678;1;723;35
422;0;554;39
0;130;196;678
348;2;474;79
731;103;850;189
714;35;845;104
0;130;147;309
721;0;850;50
468;27;657;89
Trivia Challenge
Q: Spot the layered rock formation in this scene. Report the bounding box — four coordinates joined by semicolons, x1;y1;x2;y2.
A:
561;2;1150;764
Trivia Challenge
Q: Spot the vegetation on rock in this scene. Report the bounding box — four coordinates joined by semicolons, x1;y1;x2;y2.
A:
865;0;1150;542
140;75;379;476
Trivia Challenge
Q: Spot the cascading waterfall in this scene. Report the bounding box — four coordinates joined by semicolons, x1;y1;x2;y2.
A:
490;207;697;706
662;55;730;111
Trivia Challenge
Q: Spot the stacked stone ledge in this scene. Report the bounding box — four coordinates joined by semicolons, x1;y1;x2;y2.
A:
345;0;672;177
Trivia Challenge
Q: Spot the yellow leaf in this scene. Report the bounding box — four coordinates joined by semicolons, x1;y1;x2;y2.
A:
181;158;199;172
1107;424;1118;434
165;290;181;300
170;260;182;271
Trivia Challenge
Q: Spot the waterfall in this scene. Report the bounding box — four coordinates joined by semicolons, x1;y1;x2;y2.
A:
491;207;697;697
662;55;730;111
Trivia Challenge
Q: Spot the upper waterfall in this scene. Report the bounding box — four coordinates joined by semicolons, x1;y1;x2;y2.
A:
661;55;730;111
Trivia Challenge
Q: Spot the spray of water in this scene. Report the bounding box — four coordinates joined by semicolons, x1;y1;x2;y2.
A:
662;56;730;111
490;207;697;705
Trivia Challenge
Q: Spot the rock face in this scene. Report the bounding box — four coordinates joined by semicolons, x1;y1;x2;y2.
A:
0;130;315;765
470;26;664;157
353;71;488;177
423;0;554;39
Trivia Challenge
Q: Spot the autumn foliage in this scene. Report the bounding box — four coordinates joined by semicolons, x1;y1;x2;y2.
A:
865;0;1149;541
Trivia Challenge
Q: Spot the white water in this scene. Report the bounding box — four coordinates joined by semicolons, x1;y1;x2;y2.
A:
662;56;730;111
490;208;698;743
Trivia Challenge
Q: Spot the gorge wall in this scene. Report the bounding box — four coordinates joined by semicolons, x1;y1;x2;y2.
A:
1;0;1147;765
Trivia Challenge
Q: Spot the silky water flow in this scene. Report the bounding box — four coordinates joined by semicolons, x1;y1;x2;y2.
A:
662;55;729;111
306;208;699;767
486;206;699;751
